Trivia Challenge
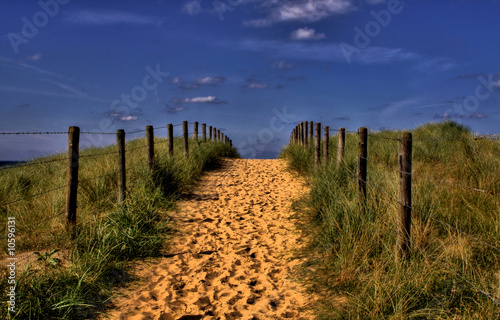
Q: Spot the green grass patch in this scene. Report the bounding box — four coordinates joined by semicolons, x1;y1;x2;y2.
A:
281;121;500;319
0;137;238;319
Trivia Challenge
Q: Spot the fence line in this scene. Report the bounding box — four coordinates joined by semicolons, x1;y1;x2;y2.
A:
0;156;69;171
288;121;500;311
0;131;68;135
0;184;68;207
1;121;234;241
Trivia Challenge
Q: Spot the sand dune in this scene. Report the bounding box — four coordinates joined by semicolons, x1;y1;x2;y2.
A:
101;159;313;320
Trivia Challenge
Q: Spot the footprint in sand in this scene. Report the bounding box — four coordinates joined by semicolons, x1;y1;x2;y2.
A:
100;159;314;320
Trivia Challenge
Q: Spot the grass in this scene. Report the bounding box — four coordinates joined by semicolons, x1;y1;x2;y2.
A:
0;136;238;319
280;121;500;319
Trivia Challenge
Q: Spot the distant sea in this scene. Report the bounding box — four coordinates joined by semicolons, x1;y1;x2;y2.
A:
0;161;25;168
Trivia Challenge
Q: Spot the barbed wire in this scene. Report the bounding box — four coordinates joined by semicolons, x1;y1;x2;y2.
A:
79;150;119;159
367;133;400;141
154;125;168;130
0;131;68;135
397;169;494;195
0;157;68;171
126;129;147;135
78;172;117;184
80;131;115;135
0;184;68;208
406;203;500;252
125;145;149;152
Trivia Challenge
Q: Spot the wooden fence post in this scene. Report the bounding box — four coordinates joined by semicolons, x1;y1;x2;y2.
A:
217;129;221;142
309;121;314;144
209;125;213;141
304;121;308;147
315;122;321;167
194;121;198;142
117;129;126;203
398;132;412;260
357;127;367;200
146;125;154;171
202;123;206;141
324;126;329;165
167;124;174;157
297;123;300;146
337;127;345;167
213;127;217;142
66;126;80;229
183;121;189;157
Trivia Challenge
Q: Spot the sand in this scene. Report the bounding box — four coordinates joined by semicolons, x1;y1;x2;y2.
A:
101;158;313;320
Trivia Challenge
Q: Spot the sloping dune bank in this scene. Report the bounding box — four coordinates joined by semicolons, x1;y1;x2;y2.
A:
102;159;314;320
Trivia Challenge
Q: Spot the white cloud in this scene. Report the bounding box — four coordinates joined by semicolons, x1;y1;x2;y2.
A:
195;76;226;85
182;0;202;15
243;0;354;27
171;96;228;104
66;9;160;25
120;116;138;121
290;27;325;40
237;39;419;64
190;96;217;103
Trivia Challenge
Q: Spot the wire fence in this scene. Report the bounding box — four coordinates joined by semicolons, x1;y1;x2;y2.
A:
0;121;231;243
289;121;500;312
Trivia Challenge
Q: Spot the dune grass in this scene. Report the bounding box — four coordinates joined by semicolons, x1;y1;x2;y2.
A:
0;136;238;319
281;121;500;319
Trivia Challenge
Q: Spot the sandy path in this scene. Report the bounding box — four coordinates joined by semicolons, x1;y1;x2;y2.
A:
103;159;312;320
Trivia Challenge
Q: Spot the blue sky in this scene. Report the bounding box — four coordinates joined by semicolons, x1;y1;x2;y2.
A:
1;0;500;159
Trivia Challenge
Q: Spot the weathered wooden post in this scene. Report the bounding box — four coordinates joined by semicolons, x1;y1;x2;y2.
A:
357;127;367;200
217;129;221;142
167;124;174;157
297;123;300;146
309;121;314;144
213;127;217;142
337;127;345;167
183;121;189;157
193;121;198;141
304;121;308;148
202;123;206;141
117;129;126;203
209;125;213;141
315;123;321;167
146;125;154;171
66;126;80;229
324;126;329;165
398;132;412;260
